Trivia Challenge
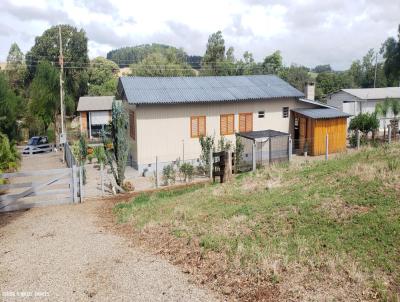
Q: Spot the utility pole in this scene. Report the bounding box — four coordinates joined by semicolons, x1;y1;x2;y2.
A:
373;51;378;88
59;25;65;145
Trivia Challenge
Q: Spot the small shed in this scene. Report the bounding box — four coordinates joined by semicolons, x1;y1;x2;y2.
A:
77;96;114;138
236;130;290;170
291;108;351;156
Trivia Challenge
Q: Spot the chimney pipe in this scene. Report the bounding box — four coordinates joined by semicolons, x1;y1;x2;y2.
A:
304;81;315;101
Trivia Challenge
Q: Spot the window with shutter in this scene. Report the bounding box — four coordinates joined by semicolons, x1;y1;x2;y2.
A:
220;114;235;135
239;113;253;132
129;111;136;140
190;116;206;138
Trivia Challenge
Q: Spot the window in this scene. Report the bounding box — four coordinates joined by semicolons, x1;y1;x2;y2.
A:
239;113;253;132
258;111;265;118
220;114;235;135
190;116;206;138
282;107;289;118
129;111;136;140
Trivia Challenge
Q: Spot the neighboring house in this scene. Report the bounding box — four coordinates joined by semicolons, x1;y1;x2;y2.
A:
77;96;114;138
117;75;350;173
327;87;400;129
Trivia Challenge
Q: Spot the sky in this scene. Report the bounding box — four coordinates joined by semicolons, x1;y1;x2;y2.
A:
0;0;399;70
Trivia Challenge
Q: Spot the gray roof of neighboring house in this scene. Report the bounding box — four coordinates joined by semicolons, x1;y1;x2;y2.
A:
237;129;289;140
291;108;352;119
341;87;400;100
77;96;114;111
119;75;304;104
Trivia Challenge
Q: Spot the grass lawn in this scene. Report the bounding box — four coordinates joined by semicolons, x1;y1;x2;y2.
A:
115;144;400;301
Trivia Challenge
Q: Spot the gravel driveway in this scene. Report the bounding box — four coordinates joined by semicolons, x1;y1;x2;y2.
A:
0;199;218;301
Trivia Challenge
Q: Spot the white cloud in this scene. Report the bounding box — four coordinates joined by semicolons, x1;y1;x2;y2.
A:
0;0;398;70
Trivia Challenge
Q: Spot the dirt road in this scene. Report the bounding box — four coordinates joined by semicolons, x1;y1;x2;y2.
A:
0;199;218;301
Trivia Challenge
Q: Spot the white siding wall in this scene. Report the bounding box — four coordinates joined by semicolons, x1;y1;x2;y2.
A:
132;98;316;170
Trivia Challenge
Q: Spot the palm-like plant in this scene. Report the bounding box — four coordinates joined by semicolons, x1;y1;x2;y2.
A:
391;99;400;118
375;98;391;138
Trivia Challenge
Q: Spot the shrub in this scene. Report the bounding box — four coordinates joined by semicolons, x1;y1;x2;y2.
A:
162;164;176;185
199;135;214;175
234;136;244;173
87;154;94;164
180;162;194;182
218;136;232;152
349;113;379;136
0;132;20;172
93;145;106;165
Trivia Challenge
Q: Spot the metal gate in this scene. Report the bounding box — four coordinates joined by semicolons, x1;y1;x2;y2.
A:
0;166;81;213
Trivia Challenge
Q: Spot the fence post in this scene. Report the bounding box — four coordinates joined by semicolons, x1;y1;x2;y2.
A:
388;125;392;144
325;132;329;161
79;165;84;203
356;130;360;150
100;162;104;197
252;142;256;172
269;138;272;164
72;165;77;203
288;136;292;162
209;149;213;179
155;156;159;188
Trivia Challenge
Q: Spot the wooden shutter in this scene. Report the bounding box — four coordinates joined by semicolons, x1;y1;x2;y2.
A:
191;116;206;138
239;113;253;132
220;114;234;135
129;111;135;140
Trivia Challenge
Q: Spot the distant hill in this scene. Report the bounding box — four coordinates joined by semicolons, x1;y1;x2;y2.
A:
106;44;202;69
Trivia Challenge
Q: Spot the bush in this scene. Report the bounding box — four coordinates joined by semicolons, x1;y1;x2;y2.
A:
349;113;379;136
0;132;20;172
199;135;214;175
162;164;176;185
93;145;106;165
180;162;194;182
87;154;94;164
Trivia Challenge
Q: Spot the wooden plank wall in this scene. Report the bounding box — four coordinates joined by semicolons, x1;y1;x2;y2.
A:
311;118;347;155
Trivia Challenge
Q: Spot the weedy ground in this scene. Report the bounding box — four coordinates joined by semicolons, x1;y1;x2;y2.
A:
114;144;400;301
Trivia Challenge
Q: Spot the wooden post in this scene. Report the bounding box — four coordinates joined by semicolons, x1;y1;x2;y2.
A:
209;149;213;179
155;156;158;188
224;151;233;182
79;165;83;202
325;132;329;161
356;130;360;150
252;142;256;172
100;162;104;197
388;125;392;144
288;136;292;162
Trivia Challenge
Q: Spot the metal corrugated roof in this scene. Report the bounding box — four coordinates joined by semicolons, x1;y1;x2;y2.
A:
342;87;400;100
291;108;352;119
77;96;114;111
119;75;304;104
237;130;289;140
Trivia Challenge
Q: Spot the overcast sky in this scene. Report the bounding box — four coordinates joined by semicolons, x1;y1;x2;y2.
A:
0;0;399;70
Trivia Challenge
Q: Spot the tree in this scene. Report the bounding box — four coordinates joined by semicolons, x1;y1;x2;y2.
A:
313;64;332;73
130;52;195;76
375;98;391;138
26;24;89;109
5;43;28;96
0;73;21;141
201;31;227;75
262;51;283;74
349;112;379;137
236;51;260;75
102;100;129;188
279;64;311;91
88;57;119;96
382;25;400;87
316;71;354;101
29;62;60;142
0;132;20;172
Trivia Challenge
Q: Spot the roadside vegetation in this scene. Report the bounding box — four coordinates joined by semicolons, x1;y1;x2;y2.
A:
115;144;400;301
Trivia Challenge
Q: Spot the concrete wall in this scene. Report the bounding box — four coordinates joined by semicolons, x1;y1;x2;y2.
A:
129;98;317;173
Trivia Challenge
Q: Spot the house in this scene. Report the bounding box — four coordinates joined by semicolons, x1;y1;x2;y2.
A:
327;87;400;129
77;96;114;138
117;75;350;173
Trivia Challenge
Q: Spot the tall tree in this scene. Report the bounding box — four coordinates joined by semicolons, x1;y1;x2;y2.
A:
201;31;227;75
382;25;400;87
88;57;119;96
0;73;21;141
262;51;283;74
316;71;354;101
236;51;260;75
29;62;60;143
279;64;311;92
5;43;27;96
26;24;89;110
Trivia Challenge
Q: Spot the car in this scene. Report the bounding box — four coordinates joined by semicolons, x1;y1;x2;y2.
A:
22;136;52;155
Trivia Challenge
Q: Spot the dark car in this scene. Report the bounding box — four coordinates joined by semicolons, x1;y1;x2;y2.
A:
22;136;52;155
